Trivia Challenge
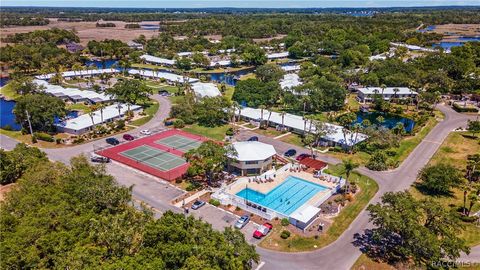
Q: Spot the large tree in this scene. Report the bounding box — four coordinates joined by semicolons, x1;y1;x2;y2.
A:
232;78;280;108
184;141;236;186
0;143;48;185
0;154;258;269
354;191;469;267
14;93;66;132
255;63;285;83
418;163;464;195
194;96;231;127
106;79;152;109
240;44;267;66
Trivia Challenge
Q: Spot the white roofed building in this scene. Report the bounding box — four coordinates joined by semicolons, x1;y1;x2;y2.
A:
280;73;302;90
127;69;199;84
191;82;221;98
55;104;141;135
140;54;176;66
227;141;276;176
34;79;114;104
357;87;417;103
267;52;289;59
35;68;119;80
236;107;368;148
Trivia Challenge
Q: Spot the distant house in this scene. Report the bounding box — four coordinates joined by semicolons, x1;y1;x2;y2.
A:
357;87;418;103
191;82;221;98
227;141;276;176
140;54;175;66
66;42;84;53
127;41;144;50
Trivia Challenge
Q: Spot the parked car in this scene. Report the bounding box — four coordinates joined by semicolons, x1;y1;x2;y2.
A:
253;222;273;239
164;120;174;126
296;153;316;161
140;129;151;135
234;215;251;229
90;153;110;163
284;149;297;157
247;136;259;141
106;137;120;145
191;200;206;210
123;134;134;141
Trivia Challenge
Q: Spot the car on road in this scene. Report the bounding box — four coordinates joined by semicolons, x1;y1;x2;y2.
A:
191;200;206;210
247;136;259;141
284;149;297;157
123;134;134;141
234;215;251;229
106;137;120;145
140;129;152;136
90;153;110;163
296;153;316;161
253;222;273;239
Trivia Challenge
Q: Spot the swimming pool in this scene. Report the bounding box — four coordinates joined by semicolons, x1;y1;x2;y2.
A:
236;176;328;216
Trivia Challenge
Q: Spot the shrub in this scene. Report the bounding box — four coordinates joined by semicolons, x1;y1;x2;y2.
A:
175;179;183;184
280;230;291;239
209;199;220;207
2;124;12;131
33;132;54;142
226;127;234;136
173;119;185;128
366;151;389;171
453;103;479;113
281;218;290;226
55;138;62;144
235;206;241;211
459;215;479;223
31;135;37;143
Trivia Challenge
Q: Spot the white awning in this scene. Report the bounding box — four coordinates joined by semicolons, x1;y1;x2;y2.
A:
289;204;320;223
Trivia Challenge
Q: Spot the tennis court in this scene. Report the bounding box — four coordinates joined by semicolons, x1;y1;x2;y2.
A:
120;145;186;171
155;135;202;152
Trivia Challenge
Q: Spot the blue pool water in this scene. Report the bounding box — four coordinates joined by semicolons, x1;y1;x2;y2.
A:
85;59;118;69
236;176;328;216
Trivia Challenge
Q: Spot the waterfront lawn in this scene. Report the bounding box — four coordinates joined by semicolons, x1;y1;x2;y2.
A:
259;164;378;252
66;103;90;112
0;83;20;100
183;124;230;141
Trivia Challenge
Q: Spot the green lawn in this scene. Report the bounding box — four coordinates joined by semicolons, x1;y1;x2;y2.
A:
66;103;90;112
183;124;230;141
224;86;235;101
259;164;379;252
129;99;160;127
0;83;20;100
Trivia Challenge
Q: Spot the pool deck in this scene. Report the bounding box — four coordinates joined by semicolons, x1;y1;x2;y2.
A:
226;169;339;209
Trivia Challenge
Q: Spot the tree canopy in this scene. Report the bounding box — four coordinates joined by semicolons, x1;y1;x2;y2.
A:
14;93;66;133
232;78;280;108
0;154;258;269
354;191;469;267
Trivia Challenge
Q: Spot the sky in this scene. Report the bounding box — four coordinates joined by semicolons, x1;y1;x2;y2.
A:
2;0;480;8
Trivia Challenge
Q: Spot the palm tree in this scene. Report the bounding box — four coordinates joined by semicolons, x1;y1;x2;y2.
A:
342;158;359;192
392;87;399;103
280;112;286;130
380;84;386;97
259;105;266;127
72;62;83;77
96;103;106;123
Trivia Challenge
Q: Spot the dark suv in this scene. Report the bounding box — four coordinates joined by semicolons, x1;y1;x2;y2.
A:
106;137;120;145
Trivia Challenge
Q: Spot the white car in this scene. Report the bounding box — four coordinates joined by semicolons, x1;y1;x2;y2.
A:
140;129;151;136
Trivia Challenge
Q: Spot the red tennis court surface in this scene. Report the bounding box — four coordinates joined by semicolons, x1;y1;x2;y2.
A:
97;129;207;181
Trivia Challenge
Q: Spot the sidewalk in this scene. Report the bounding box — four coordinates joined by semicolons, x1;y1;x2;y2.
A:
173;189;210;207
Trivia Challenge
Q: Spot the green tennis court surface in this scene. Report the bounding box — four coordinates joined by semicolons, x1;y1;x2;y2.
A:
120;145;186;171
155;135;202;152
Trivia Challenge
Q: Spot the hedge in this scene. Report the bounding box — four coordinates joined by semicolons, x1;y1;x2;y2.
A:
452;103;479;113
33;132;54;142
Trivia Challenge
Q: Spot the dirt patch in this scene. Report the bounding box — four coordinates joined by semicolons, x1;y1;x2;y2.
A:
430;24;480;41
253;34;287;43
0;183;16;202
0;18;161;46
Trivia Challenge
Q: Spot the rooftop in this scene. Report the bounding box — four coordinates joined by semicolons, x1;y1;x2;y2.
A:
280;73;302;90
229;141;276;161
358;87;417;95
35;68;118;80
289;204;321;223
140;54;176;65
191;82;221;98
34;79;114;103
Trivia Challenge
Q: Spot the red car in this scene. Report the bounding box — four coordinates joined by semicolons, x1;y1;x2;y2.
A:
253;222;273;239
296;153;316;161
123;134;134;141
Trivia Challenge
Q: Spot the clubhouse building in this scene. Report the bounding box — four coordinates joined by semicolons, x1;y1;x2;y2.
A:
227;141;276;176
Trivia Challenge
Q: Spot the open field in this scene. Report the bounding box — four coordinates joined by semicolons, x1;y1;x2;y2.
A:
0;18;161;46
431;24;480;40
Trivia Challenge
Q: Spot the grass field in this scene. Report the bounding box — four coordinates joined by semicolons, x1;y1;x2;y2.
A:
183;124;230;141
129;99;159;127
259;164;378;252
66;103;91;112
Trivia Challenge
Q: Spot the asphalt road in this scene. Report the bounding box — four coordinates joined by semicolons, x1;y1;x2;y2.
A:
1;100;479;269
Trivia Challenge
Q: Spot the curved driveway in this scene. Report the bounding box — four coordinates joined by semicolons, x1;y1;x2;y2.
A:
1;101;479;269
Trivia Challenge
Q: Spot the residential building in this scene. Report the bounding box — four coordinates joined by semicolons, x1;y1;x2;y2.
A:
227;141;276;176
357;87;418;103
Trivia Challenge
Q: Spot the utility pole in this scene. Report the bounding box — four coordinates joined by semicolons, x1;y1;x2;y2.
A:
25;110;34;142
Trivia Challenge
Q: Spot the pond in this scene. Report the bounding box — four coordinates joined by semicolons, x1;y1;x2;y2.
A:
85;59;119;69
432;36;480;51
208;68;255;86
0;98;22;131
0;77;9;87
356;112;415;133
140;24;160;30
